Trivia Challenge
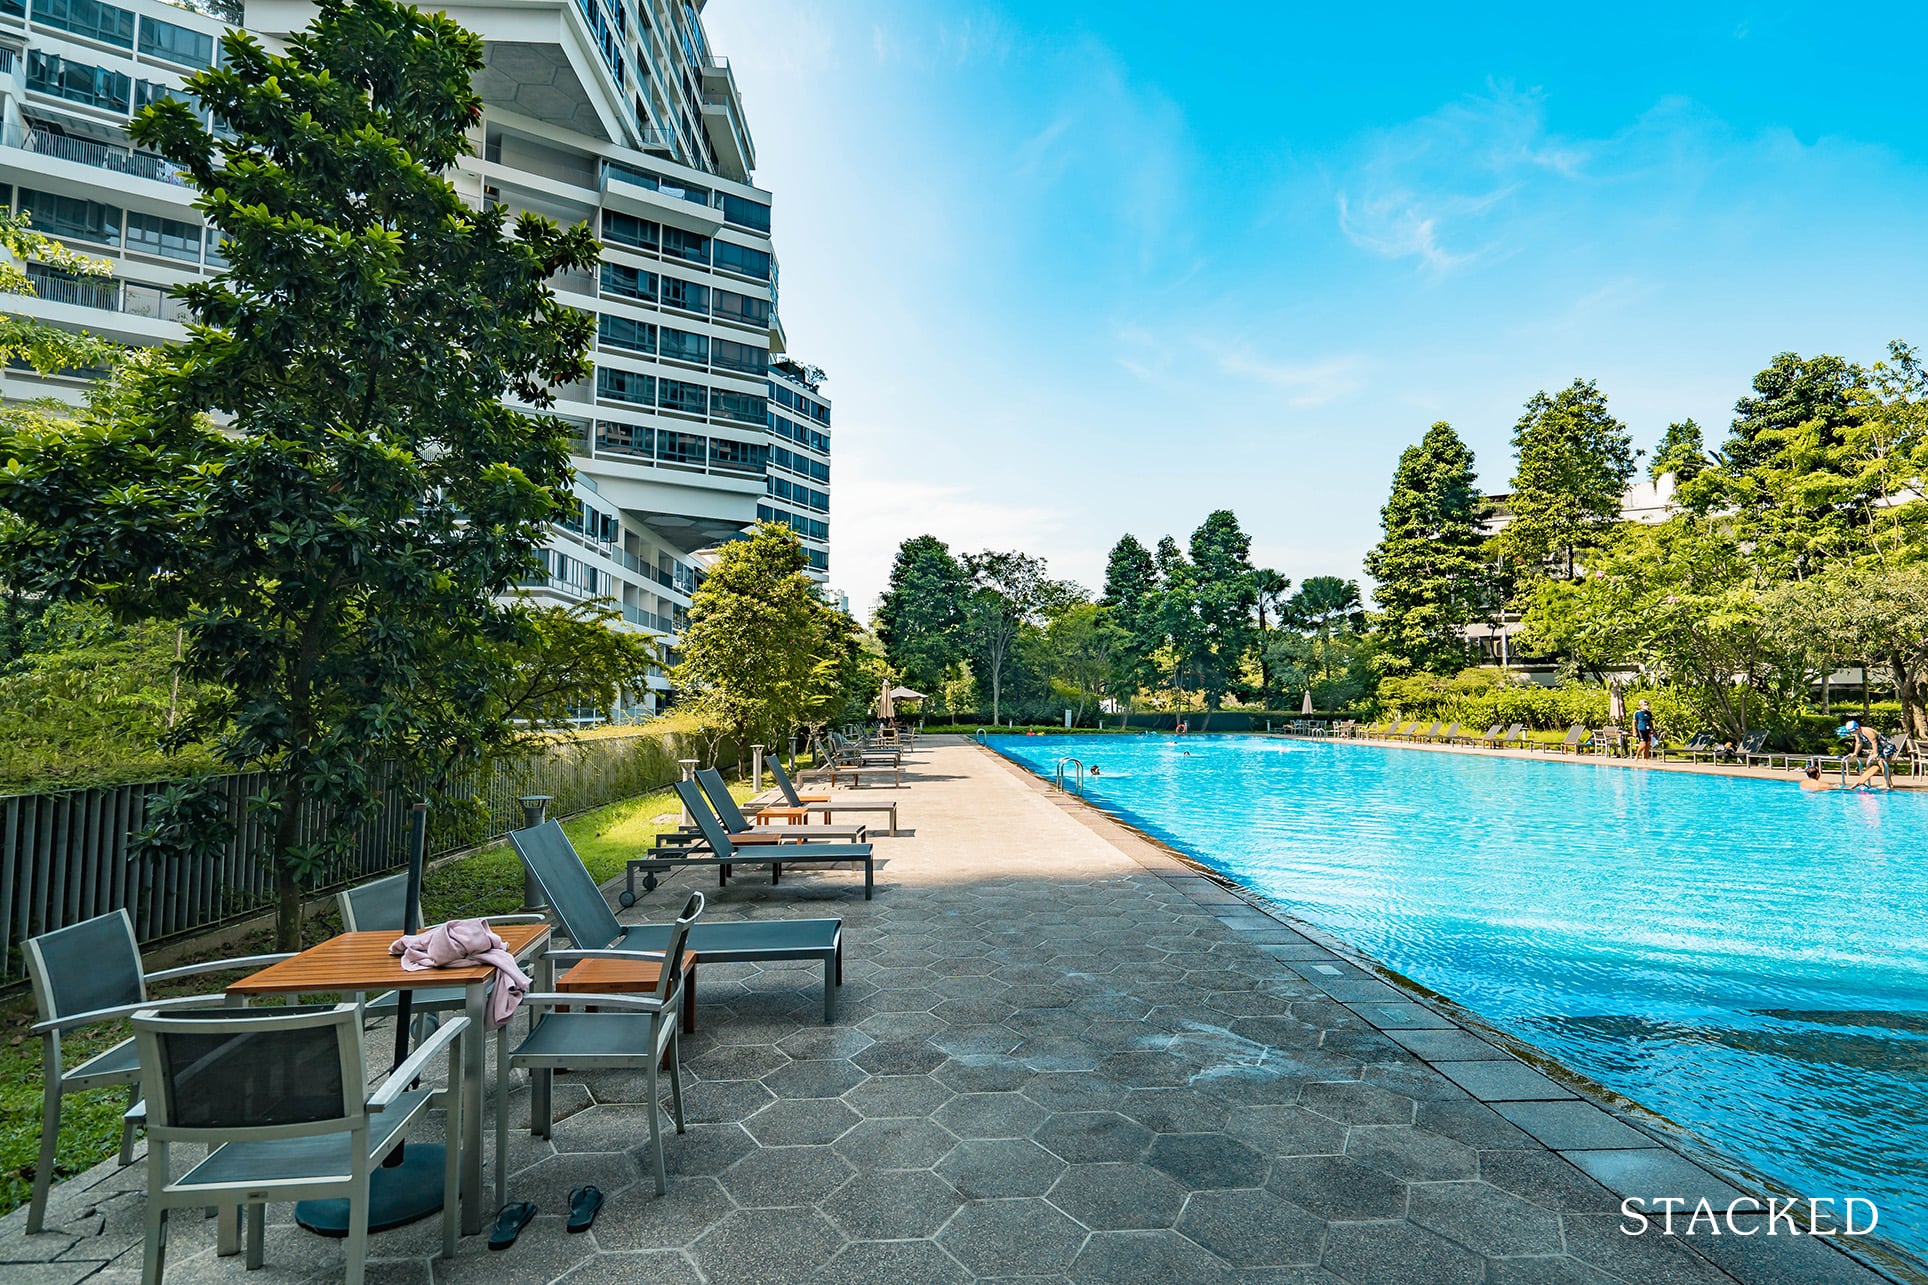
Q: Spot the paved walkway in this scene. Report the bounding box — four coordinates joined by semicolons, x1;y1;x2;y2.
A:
0;739;1904;1283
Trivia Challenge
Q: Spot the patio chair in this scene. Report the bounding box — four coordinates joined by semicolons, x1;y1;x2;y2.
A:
1433;722;1460;744
1495;724;1526;749
509;891;703;1196
132;1001;466;1285
826;730;900;765
1553;725;1592;753
1473;723;1505;747
760;759;900;835
1736;730;1774;767
1408;721;1442;743
510;819;845;1023
1593;725;1627;757
693;767;869;843
22;909;292;1234
1662;732;1716;761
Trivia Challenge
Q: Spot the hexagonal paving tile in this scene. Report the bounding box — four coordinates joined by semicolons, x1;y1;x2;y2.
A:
1029;1110;1152;1166
719;1144;853;1207
851;1039;947;1076
811;1239;972;1285
1177;1187;1324;1266
1302;1079;1417;1125
742;1097;861;1147
762;1058;868;1101
687;1044;790;1083
1067;1229;1239;1285
1320;1217;1484;1285
935;1136;1067;1198
832;1116;959;1170
1047;1161;1189;1230
776;1026;874;1061
936;1197;1087;1277
688;1207;846;1285
1223;1104;1348;1158
679;1079;776;1126
662;1123;760;1178
591;1175;736;1251
932;1055;1033;1094
931;1091;1048;1140
1144;1132;1270;1189
1269;1154;1410;1221
824;1169;964;1239
842;1074;957;1119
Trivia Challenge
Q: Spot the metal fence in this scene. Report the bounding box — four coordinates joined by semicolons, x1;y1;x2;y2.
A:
0;730;710;987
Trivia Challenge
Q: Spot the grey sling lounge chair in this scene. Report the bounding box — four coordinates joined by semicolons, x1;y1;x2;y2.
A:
22;909;291;1235
510;819;846;1022
625;780;873;902
759;758;900;835
132;1002;466;1285
510;891;703;1197
694;767;868;843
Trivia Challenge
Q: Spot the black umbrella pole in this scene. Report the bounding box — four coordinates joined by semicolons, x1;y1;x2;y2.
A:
383;800;430;1167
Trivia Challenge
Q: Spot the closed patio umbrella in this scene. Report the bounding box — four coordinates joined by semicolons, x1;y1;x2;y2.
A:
1301;689;1314;715
877;680;893;720
1608;679;1626;725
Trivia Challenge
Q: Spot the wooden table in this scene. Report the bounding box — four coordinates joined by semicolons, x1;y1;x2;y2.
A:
229;924;550;1236
557;949;700;1033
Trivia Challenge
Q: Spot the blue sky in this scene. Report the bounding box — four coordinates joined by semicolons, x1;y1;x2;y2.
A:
701;2;1928;618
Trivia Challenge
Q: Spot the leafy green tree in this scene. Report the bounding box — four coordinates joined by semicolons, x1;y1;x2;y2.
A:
0;0;599;949
961;550;1052;723
1186;510;1257;709
677;522;841;758
1151;536;1202;708
1498;379;1637;579
1649;419;1708;483
1724;352;1865;475
1040;603;1127;724
1251;568;1292;706
1363;421;1491;675
873;534;968;693
1101;534;1162;719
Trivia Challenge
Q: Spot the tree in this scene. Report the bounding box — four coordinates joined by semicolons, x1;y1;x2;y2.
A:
677;522;842;757
1499;379;1637;579
1649;419;1708;483
1251;568;1292;706
1725;352;1865;475
1041;603;1127;724
1363;421;1491;675
0;0;599;949
961;550;1051;723
873;535;968;693
1186;510;1257;709
1101;534;1162;721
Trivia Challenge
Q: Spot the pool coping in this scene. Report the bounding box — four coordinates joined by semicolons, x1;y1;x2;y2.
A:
976;738;1928;1285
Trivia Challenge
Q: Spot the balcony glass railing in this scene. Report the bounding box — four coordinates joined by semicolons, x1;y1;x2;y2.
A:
25;268;191;321
4;125;188;186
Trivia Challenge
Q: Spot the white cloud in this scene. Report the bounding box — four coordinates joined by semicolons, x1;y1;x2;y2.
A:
1217;353;1369;407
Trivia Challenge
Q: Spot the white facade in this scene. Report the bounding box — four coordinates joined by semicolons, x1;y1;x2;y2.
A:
0;0;829;717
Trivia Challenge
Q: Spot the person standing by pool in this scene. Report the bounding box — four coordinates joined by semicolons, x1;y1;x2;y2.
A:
1632;700;1655;760
1840;719;1897;788
1800;758;1891;791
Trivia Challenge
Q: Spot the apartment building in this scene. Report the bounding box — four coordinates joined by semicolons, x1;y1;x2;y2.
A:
0;0;828;715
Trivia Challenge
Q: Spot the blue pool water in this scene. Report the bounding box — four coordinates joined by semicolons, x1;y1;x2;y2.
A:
992;733;1928;1257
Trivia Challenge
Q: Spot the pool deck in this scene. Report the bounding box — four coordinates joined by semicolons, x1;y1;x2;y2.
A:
1;737;1909;1284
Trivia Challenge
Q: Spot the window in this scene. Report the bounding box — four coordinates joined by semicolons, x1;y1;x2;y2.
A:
126;211;200;262
713;240;770;281
132;79;193;113
657;378;706;415
719;194;770;233
601;261;656;301
35;0;134;47
769;384;795;409
658;327;708;364
713;289;769;328
658;273;707;313
27;51;131;112
596;366;655;406
18;189;120;247
712;339;765;376
598;313;656;355
603;210;659;251
139;15;213;65
596;419;652;458
710;388;766;426
710;437;766;473
656;429;705;465
204;230;228;269
659;225;708;265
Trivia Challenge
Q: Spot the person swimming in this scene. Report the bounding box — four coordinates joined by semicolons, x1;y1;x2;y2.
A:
1089;764;1101;777
1801;758;1890;792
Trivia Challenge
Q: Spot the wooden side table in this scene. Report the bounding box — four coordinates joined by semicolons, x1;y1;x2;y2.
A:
557;949;699;1033
752;805;810;825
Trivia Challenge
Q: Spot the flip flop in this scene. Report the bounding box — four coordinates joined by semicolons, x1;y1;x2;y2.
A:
566;1185;604;1234
488;1200;537;1251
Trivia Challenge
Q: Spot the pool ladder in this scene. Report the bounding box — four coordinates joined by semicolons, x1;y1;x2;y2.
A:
1055;756;1085;796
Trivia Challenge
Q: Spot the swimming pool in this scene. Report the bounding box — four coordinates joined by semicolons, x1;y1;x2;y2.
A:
991;732;1928;1259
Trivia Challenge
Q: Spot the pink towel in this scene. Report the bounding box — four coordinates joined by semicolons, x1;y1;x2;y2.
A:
389;919;532;1028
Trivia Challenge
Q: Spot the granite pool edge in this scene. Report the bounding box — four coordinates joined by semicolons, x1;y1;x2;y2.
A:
978;740;1926;1285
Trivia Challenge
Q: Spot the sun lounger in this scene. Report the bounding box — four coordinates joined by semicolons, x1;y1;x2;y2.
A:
1473;723;1504;747
625;780;874;903
755;760;901;835
510;819;847;1022
1433;722;1460;744
693;768;869;844
1549;725;1591;753
1663;732;1716;761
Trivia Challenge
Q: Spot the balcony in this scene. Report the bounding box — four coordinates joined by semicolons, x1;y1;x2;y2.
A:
698;57;755;183
11;268;191;346
0;125;197;210
600;160;722;233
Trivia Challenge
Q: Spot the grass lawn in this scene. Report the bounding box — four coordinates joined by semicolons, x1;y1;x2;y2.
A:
0;776;754;1219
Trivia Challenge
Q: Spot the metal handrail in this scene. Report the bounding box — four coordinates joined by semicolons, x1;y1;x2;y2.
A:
1054;757;1085;796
